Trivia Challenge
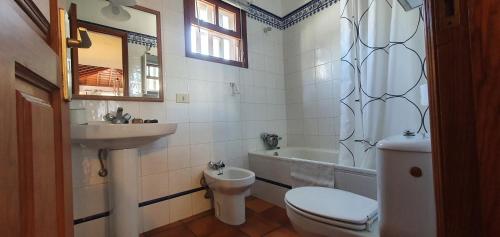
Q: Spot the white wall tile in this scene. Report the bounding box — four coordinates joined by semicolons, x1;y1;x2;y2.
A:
74;217;108;237
190;144;212;166
284;3;341;150
141;173;169;201
191;191;211;214
168;168;192;194
141;201;170;232
167;123;190;147
73;184;108;219
140;146;168;176
169;195;192;222
189;123;213;144
167;146;191;171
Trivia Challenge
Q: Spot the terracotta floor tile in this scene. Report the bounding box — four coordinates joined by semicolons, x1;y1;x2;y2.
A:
181;210;214;224
246;196;257;201
186;214;235;237
245;198;274;213
208;228;250;237
262;227;300;237
143;197;292;237
258;206;290;226
145;224;197;237
245;207;257;218
238;215;281;237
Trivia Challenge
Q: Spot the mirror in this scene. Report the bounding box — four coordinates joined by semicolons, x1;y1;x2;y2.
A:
67;0;163;101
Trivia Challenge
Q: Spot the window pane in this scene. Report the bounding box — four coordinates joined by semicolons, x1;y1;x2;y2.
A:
200;28;209;55
191;24;241;62
191;26;198;53
223;39;230;60
218;8;236;31
195;0;215;24
213;37;220;58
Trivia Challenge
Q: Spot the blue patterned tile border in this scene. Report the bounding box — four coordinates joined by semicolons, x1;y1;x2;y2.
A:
282;0;338;29
247;0;338;30
248;4;284;30
128;32;157;47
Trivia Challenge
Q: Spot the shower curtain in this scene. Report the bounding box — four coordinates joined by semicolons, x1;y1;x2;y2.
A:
338;0;429;169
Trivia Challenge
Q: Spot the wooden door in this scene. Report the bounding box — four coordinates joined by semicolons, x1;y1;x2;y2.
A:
425;0;499;236
0;1;73;237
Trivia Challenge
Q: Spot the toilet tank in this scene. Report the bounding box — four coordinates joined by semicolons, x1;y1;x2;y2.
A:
376;134;436;237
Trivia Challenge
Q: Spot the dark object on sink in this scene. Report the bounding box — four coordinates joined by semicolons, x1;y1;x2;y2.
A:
144;119;158;123
132;118;144;124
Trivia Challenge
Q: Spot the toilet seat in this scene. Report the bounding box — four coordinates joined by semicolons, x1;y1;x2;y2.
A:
285;187;378;231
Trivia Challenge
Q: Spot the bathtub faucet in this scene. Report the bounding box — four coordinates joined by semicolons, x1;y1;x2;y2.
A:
261;133;282;150
208;161;225;175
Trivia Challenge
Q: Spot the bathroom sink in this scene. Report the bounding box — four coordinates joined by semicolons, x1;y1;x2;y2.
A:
71;121;177;149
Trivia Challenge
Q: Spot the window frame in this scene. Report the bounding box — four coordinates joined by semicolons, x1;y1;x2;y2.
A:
184;0;248;68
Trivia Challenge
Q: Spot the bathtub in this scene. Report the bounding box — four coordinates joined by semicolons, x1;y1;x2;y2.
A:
249;147;377;207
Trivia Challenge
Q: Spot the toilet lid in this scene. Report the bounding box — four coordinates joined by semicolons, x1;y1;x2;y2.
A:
285;187;378;225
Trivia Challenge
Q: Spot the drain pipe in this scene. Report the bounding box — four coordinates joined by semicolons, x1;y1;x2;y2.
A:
200;176;214;210
97;149;108;177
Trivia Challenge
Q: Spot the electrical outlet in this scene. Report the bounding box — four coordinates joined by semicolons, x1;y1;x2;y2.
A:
176;93;190;103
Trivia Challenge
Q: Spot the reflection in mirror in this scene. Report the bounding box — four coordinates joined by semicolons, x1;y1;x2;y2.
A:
67;0;162;101
77;24;127;96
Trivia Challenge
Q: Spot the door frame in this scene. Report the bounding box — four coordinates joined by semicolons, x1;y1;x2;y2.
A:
425;0;498;236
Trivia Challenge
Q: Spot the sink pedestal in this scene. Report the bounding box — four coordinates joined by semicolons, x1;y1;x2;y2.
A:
109;149;140;237
70;122;177;236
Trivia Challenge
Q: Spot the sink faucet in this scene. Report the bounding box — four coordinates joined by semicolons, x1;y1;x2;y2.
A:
104;107;132;124
208;161;225;175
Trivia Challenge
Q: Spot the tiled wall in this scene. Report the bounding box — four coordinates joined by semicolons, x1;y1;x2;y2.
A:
283;4;341;149
70;0;286;236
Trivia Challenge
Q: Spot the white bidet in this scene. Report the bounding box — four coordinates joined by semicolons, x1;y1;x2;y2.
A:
204;166;255;225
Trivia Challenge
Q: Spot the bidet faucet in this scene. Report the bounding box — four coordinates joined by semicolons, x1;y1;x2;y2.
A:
208;161;225;175
104;107;132;124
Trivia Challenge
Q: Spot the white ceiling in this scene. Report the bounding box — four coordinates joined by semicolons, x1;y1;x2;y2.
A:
251;0;312;17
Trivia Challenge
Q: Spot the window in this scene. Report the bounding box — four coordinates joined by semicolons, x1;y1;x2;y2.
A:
184;0;248;68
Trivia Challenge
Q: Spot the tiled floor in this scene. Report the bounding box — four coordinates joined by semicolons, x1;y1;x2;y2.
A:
142;197;300;237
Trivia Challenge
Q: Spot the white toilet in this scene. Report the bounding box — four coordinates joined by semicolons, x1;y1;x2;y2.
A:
285;134;436;237
204;166;255;225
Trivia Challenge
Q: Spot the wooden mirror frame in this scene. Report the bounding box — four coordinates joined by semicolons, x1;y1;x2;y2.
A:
69;4;164;102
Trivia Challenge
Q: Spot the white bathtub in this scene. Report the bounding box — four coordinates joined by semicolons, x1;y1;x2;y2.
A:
249;147;377;207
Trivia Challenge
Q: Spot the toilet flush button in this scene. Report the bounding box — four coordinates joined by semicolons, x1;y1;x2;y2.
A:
410;167;423;177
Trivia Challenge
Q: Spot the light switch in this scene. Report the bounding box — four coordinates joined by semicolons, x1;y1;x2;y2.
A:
176;93;190;103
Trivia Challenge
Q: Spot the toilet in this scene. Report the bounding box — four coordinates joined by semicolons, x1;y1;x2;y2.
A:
285;134;436;237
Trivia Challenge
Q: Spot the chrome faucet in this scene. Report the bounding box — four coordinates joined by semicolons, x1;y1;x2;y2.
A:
208;161;225;175
261;133;281;150
104;107;132;124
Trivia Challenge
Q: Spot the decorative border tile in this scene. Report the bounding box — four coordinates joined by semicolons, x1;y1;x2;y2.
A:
79;20;158;47
282;0;338;29
128;32;157;47
247;0;339;30
248;4;284;30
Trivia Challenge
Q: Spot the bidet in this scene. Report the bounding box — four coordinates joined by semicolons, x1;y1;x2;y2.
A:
204;166;255;225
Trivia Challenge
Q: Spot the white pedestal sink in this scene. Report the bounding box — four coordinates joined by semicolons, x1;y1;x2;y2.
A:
71;122;177;237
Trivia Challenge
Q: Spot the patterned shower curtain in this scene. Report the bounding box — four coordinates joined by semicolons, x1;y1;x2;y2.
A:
338;0;429;169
